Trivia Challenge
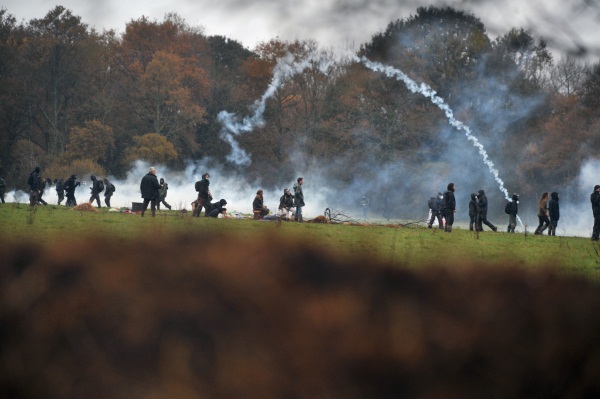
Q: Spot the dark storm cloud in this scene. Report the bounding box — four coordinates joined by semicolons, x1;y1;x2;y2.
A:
3;0;599;57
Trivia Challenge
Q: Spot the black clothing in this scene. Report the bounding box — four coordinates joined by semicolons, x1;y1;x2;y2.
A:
55;180;65;205
548;192;560;236
469;194;479;231
591;191;600;240
28;169;41;207
205;199;227;218
443;189;455;231
140;172;160;217
279;193;294;210
64;176;80;207
194;178;211;217
293;183;305;207
104;181;115;207
477;190;497;231
89;177;102;207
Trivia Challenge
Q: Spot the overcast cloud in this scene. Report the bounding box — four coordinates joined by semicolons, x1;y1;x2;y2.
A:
3;0;600;58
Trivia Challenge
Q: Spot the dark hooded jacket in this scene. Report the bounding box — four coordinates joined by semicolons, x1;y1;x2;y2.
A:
548;192;560;221
444;188;456;211
90;175;103;195
591;190;600;218
469;193;479;217
64;175;79;195
140;172;160;200
477;190;489;214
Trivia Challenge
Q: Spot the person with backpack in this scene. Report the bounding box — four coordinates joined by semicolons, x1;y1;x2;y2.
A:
193;172;211;217
140;167;160;217
64;174;80;207
103;178;115;208
477;189;498;232
293;177;305;222
427;192;444;229
157;178;171;211
443;183;456;232
591;186;600;241
505;193;519;233
27;166;42;207
548;192;560;236
468;193;479;231
89;175;104;208
55;178;65;205
36;177;50;206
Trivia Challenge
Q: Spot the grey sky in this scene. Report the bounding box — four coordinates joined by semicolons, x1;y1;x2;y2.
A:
2;0;600;59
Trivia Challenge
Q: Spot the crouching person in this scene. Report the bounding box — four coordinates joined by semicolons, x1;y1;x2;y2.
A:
278;188;295;220
206;199;228;218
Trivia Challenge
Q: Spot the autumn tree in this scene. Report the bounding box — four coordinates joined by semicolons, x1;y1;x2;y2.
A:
125;133;178;165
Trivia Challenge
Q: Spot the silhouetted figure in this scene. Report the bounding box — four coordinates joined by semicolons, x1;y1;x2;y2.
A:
140;167;160;217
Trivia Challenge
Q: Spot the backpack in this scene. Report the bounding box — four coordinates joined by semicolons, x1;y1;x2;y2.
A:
195;180;202;192
111;183;115;193
427;197;435;210
97;179;104;193
505;202;512;214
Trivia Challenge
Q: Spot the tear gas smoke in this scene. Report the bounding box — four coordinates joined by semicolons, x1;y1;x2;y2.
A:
218;51;336;166
357;56;524;226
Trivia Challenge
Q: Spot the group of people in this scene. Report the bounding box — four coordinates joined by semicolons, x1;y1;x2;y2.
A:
15;166;599;242
428;183;563;235
252;177;306;221
26;166;116;208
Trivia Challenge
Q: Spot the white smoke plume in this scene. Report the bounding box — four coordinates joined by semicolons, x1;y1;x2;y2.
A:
218;51;337;165
357;56;524;226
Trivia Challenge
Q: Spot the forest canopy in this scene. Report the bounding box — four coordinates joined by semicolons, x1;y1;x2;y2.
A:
1;5;599;212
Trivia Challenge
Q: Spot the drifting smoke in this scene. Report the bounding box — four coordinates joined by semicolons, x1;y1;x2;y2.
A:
357;56;524;226
218;51;336;165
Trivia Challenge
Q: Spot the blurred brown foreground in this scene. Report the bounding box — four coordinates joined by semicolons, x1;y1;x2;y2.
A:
1;233;600;399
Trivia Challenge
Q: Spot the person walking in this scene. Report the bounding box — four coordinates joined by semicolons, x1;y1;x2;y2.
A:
193;173;211;217
469;193;479;231
157;178;172;211
293;177;305;222
591;186;600;241
443;183;456;232
140;167;160;217
548;192;560;236
89;175;104;208
64;175;80;207
477;190;498;232
27;166;42;207
534;192;550;235
427;192;444;229
55;179;65;205
103;178;115;208
506;194;519;233
0;176;7;204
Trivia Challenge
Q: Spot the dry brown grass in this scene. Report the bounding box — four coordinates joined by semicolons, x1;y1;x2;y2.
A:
72;202;99;212
1;232;600;398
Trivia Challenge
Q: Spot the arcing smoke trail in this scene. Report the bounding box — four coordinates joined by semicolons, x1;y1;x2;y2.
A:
358;56;523;226
218;52;335;166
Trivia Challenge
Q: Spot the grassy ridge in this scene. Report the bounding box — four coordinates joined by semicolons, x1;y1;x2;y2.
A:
2;203;600;280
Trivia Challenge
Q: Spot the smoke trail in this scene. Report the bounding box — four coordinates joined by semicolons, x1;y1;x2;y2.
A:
218;51;336;166
358;56;523;226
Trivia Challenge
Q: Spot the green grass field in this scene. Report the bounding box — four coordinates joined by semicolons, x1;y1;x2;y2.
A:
2;203;600;281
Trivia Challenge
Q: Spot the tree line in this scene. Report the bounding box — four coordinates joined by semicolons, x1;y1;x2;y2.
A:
1;5;599;206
